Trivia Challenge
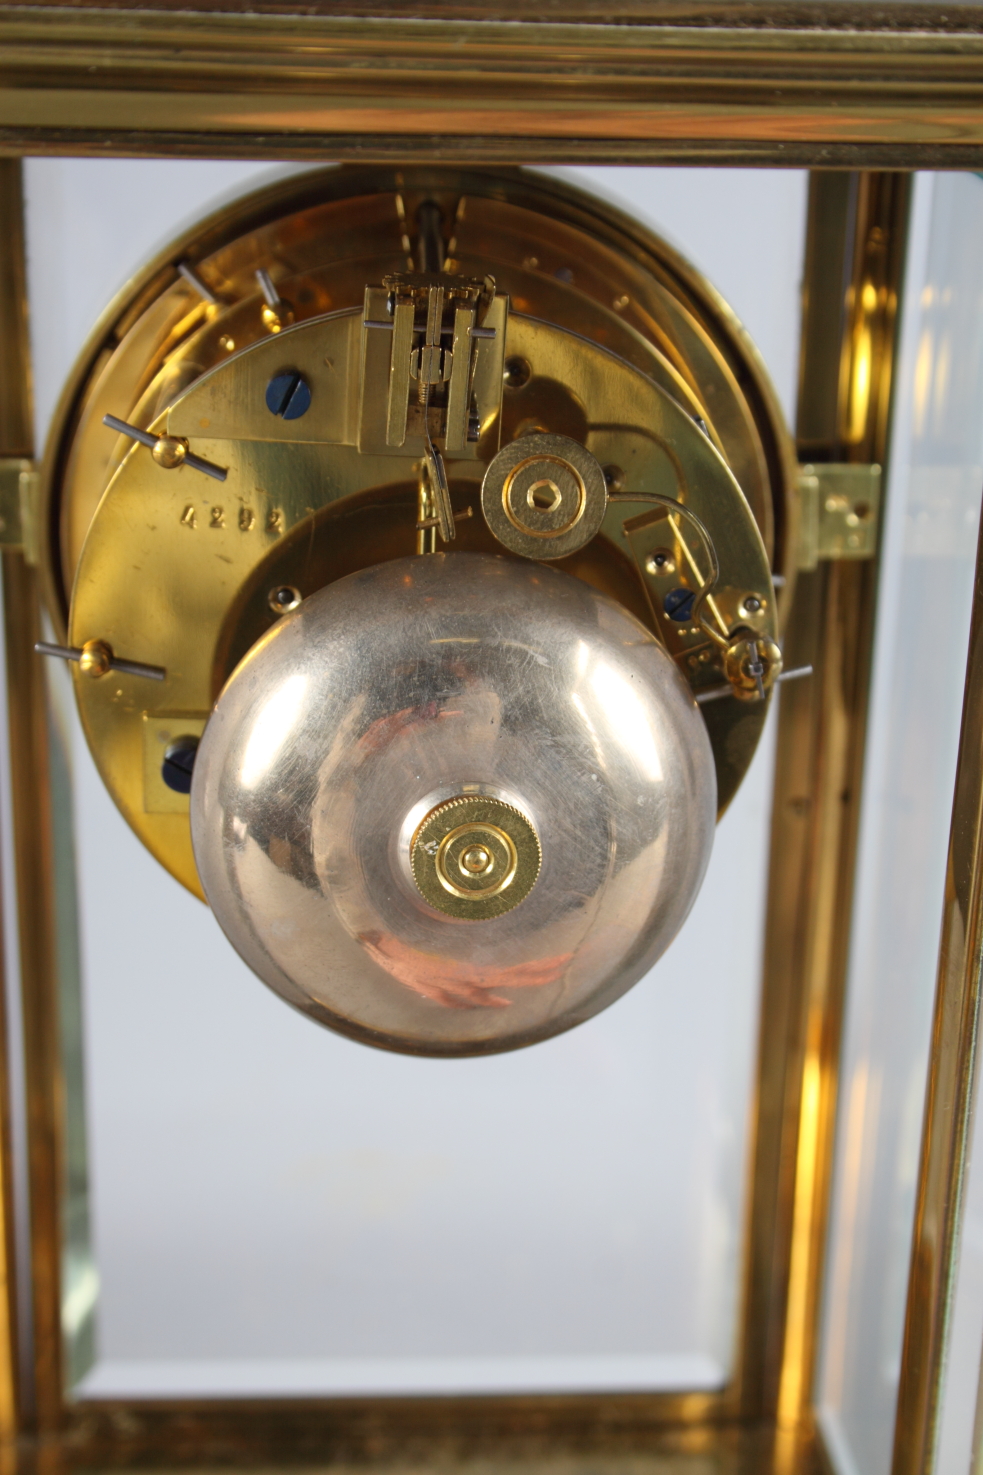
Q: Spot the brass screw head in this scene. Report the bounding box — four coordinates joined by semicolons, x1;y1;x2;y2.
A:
411;795;541;920
644;548;676;577
79;639;112;678
268;584;302;616
152;434;189;470
503;356;531;389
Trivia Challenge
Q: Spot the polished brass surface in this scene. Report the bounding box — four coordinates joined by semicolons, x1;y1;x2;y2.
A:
360;274;506;463
58;1406;829;1473
0;156;54;1443
190;553;716;1054
0;456;31;551
40;166;794;638
481;432;607;560
411;794;541;919
143;714;208;816
797;463;883;570
3;5;983;168
740;172;910;1436
63;182;781;897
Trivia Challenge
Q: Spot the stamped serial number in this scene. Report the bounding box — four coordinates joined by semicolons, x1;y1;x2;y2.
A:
180;504;283;534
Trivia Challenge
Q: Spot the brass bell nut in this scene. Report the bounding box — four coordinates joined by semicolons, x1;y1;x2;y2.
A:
411;795;542;920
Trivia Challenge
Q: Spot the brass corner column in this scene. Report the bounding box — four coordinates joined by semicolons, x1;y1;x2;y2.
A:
0;155;66;1450
740;172;910;1439
0;157;26;1458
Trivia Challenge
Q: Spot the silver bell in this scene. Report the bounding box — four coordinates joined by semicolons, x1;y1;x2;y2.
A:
190;553;716;1056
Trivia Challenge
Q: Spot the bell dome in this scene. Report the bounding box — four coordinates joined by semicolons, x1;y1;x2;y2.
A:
190;552;717;1055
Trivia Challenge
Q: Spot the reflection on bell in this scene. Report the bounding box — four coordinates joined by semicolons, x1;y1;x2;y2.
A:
190;554;716;1056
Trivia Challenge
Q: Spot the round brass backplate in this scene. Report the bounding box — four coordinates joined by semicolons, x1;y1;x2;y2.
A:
56;166;795;899
481;433;608;560
411;795;542;920
43;165;797;633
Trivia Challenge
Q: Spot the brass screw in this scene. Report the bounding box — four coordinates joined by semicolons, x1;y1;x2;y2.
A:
645;548;675;576
151;435;189;470
268;584;302;616
503;357;531;389
79;639;112;678
411;795;541;920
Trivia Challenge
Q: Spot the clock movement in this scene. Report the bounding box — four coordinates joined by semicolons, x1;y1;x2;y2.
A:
40;166;796;1053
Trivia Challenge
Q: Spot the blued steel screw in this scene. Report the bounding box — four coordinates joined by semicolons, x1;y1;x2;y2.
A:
162;736;199;795
664;587;696;622
266;371;311;420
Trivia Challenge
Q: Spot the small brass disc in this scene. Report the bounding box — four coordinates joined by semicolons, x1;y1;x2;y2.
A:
481;433;607;560
411;795;542;920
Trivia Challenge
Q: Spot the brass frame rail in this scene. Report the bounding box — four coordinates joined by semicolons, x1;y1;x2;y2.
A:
1;3;983;166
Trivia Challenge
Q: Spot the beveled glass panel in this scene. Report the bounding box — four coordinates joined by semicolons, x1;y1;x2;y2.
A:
818;171;983;1475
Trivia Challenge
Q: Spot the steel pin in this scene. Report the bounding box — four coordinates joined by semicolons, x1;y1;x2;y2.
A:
695;664;813;705
177;262;219;305
416;506;473;532
745;637;767;702
36;640;166;682
103;413;227;483
255;267;281;311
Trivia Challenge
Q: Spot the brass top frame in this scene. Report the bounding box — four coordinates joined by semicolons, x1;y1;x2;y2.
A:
2;0;983;167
